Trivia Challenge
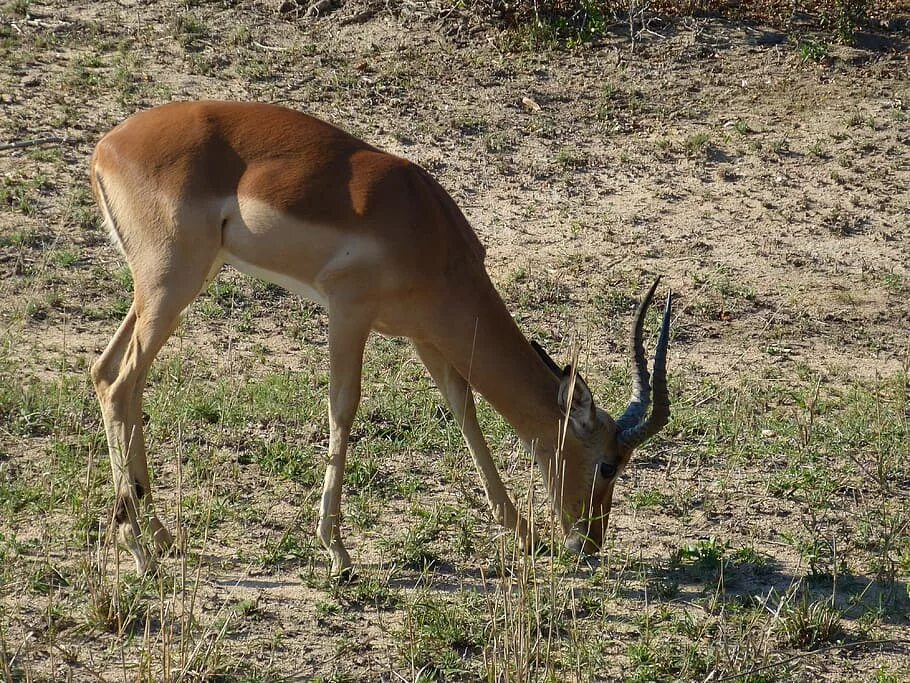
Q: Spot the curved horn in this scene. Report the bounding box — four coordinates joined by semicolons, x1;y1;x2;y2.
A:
615;278;661;432
531;340;562;378
618;287;672;450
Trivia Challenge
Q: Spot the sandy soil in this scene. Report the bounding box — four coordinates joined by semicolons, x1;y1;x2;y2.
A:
1;1;908;680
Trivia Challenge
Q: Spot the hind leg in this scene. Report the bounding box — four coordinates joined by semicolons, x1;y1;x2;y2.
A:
93;304;172;571
92;250;221;573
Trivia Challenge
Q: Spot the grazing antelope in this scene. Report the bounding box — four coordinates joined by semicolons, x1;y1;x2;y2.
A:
90;101;672;576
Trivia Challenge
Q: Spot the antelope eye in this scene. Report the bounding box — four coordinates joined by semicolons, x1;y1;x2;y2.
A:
599;461;617;479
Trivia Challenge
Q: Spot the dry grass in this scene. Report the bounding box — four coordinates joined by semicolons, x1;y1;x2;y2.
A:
1;0;909;680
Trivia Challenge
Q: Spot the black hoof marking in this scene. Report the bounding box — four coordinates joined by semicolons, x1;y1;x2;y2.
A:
335;566;359;584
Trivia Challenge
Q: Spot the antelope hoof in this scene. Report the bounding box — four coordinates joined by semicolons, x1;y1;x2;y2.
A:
517;527;544;556
333;565;358;584
117;524;156;576
565;534;586;556
150;517;179;556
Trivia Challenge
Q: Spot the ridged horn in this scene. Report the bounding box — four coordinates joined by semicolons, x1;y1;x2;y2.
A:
617;281;672;450
531;340;562;378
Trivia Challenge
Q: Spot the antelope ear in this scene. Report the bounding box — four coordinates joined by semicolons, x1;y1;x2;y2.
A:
531;340;562;378
558;365;597;436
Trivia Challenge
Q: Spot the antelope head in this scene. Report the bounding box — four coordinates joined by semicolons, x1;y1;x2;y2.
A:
533;279;673;555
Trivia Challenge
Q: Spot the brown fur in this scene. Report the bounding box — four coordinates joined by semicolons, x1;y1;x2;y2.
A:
90;101;656;574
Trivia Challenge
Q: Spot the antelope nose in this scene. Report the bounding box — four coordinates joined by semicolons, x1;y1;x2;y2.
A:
565;535;585;555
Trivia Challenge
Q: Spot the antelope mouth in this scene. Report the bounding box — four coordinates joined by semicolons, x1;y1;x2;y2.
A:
564;525;603;556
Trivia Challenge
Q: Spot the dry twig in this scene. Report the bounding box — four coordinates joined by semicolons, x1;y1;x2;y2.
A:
0;136;70;152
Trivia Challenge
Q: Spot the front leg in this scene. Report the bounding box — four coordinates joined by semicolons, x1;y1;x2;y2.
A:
317;306;371;577
413;342;537;551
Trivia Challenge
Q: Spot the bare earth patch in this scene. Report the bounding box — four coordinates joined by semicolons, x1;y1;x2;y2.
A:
1;1;908;681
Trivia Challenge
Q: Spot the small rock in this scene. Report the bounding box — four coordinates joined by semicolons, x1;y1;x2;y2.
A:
521;96;541;112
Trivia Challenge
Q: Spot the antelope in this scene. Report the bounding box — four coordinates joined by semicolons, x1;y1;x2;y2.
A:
89;101;672;577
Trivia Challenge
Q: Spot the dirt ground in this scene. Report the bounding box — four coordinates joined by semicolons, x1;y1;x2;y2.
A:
1;1;908;681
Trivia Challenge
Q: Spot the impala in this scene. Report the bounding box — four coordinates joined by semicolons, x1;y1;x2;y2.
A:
90;101;672;577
